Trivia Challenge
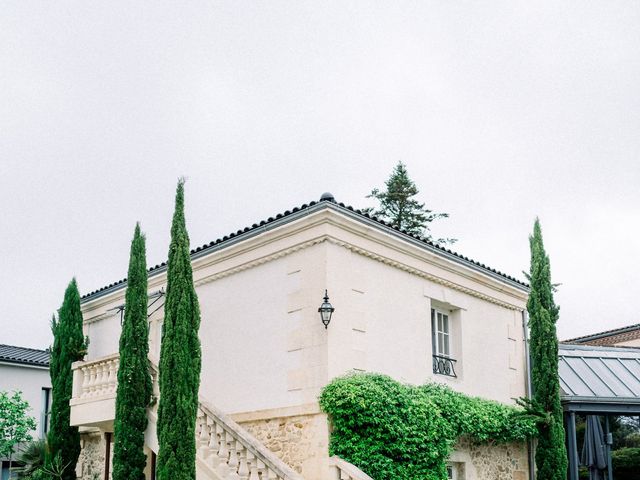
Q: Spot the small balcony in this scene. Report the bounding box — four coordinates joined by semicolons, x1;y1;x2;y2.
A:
432;354;457;378
70;353;159;433
70;353;119;429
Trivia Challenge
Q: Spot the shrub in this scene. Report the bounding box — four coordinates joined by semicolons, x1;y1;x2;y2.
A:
320;373;536;480
612;447;640;479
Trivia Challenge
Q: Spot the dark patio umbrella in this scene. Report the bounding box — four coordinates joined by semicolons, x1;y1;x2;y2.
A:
581;415;608;480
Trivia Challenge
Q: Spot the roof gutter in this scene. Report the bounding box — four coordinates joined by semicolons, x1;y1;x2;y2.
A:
0;360;49;370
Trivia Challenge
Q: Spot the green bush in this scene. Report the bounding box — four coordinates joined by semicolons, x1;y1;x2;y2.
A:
612;447;640;479
319;373;537;480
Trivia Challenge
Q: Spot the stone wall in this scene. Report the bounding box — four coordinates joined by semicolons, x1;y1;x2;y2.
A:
77;431;106;480
238;413;329;480
77;431;155;480
451;437;529;480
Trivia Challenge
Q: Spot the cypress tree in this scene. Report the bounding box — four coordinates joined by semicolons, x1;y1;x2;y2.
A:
528;219;567;480
157;179;201;480
49;279;85;480
112;223;152;480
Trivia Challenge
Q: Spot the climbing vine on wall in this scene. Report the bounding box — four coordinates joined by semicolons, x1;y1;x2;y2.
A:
319;373;537;480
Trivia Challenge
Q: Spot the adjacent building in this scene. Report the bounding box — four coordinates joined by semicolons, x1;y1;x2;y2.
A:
563;324;640;348
0;344;51;480
69;194;532;480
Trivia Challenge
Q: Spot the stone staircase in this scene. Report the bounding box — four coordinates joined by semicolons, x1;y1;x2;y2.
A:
72;354;373;480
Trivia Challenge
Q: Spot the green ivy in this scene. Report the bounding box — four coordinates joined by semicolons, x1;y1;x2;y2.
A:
319;373;537;480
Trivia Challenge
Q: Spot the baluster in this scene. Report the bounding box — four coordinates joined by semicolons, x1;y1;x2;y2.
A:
97;362;108;396
198;416;210;459
90;364;101;397
207;419;221;469
81;366;91;397
227;439;241;480
107;360;117;394
237;445;249;480
216;428;230;478
247;452;260;480
103;361;111;394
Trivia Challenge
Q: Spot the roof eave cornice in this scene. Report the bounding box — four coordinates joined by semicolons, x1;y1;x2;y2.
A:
81;200;528;307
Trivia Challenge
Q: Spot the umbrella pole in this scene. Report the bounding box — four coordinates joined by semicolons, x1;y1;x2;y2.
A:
567;411;579;480
604;416;613;480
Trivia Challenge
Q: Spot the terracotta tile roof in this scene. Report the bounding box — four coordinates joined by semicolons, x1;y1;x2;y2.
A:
0;344;50;367
563;324;640;346
81;195;528;301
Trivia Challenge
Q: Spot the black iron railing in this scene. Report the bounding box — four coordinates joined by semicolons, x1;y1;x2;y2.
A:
432;355;457;378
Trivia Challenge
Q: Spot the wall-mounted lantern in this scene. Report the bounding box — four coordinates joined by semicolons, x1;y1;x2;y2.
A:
318;290;335;329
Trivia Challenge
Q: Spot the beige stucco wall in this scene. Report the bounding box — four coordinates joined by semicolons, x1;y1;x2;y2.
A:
0;362;51;438
324;240;527;403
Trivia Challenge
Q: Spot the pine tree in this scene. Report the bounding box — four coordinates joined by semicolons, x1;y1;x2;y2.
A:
49;279;86;480
528;219;567;480
366;162;455;243
112;223;152;480
157;179;201;480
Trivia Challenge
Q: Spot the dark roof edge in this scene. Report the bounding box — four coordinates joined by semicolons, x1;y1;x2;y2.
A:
561;395;640;405
81;198;529;304
0;359;49;368
81;201;331;303
562;324;640;344
328;203;529;292
559;343;640;353
0;344;50;367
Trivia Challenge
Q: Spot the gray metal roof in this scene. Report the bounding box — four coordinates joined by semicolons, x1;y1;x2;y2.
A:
0;344;50;367
559;344;640;403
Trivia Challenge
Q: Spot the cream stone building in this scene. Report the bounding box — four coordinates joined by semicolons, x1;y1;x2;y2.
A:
70;193;532;480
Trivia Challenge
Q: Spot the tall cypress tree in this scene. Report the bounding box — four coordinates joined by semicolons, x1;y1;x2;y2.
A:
528;219;567;480
112;224;152;480
157;179;201;480
49;279;85;480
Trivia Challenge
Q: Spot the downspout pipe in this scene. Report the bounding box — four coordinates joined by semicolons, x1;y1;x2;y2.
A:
522;310;536;480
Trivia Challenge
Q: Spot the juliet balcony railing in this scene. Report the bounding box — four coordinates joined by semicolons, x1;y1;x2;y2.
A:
432;355;457;378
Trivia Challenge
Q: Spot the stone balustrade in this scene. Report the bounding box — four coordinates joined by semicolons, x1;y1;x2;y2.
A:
329;457;374;480
72;353;120;402
72;355;367;480
196;400;305;480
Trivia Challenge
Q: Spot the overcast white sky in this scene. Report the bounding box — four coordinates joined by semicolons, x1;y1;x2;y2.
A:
1;1;639;349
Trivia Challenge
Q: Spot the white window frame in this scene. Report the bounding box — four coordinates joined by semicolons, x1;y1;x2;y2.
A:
431;308;451;358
